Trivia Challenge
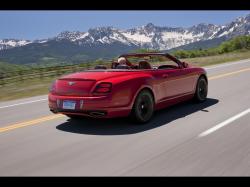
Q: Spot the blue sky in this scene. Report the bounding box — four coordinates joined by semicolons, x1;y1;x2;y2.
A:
0;11;249;40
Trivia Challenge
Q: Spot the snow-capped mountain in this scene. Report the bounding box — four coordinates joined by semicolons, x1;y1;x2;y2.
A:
49;13;249;50
1;13;250;51
213;14;250;38
55;27;137;46
0;13;250;65
52;23;222;50
0;38;49;50
0;39;31;50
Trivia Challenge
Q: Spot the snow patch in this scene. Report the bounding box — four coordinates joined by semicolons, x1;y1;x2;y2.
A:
37;40;48;43
109;32;129;44
76;32;89;40
218;26;235;37
0;39;31;47
122;31;152;43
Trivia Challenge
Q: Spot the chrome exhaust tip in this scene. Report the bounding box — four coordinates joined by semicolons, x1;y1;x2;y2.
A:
50;109;58;114
89;111;106;117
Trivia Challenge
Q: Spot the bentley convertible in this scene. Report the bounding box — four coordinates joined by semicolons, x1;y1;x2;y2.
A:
48;52;208;123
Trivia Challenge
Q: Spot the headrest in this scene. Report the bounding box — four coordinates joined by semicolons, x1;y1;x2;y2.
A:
139;60;152;69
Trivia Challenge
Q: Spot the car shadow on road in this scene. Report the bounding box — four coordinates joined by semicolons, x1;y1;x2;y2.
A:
56;98;219;135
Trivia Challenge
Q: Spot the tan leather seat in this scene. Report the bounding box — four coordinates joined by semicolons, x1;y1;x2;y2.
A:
138;60;152;69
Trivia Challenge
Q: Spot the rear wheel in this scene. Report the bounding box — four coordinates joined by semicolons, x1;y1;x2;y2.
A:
194;76;208;102
131;90;154;123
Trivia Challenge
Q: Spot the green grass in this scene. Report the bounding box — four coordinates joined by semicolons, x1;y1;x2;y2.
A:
181;49;250;67
0;61;29;74
1;49;250;102
0;77;54;101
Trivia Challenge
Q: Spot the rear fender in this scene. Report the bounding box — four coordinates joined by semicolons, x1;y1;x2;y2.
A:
104;74;155;108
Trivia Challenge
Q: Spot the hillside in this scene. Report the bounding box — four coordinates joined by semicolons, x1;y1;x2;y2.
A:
172;35;250;58
0;61;28;74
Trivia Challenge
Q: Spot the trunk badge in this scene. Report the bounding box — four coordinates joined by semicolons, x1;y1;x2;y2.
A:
68;81;75;86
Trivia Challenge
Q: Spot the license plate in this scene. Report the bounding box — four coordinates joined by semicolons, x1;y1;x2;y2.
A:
62;100;76;110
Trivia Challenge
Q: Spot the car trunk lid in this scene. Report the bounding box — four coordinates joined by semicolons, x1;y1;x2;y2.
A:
54;70;142;96
55;78;96;96
61;71;136;81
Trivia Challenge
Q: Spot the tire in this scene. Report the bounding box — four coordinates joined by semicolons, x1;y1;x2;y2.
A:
131;89;154;123
194;76;208;102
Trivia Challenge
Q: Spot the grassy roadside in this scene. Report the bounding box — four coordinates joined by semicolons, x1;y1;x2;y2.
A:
1;49;250;102
181;49;250;67
0;78;54;101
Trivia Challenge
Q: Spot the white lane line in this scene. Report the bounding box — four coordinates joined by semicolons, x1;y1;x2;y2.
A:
205;59;250;70
0;98;47;109
198;108;250;138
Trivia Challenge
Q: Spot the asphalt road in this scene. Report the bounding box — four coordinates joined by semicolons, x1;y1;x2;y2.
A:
1;59;250;176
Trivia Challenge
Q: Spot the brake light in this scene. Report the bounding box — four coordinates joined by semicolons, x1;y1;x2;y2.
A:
93;82;112;94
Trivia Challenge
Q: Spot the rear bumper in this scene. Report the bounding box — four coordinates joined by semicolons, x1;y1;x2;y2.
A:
48;93;131;118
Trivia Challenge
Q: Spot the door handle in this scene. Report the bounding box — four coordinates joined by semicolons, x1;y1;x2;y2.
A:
162;74;168;78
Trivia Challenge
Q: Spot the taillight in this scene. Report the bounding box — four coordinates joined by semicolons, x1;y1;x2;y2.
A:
49;81;56;93
93;82;112;95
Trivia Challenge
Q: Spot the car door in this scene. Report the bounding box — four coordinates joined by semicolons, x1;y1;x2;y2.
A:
164;67;197;99
151;69;171;102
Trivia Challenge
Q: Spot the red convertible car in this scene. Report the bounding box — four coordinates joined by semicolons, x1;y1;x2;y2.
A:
48;52;208;123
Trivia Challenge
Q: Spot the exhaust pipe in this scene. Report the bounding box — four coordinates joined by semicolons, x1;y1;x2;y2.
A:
50;109;58;114
89;111;106;117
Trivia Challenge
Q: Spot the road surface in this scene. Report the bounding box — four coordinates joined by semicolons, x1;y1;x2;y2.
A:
1;59;250;176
